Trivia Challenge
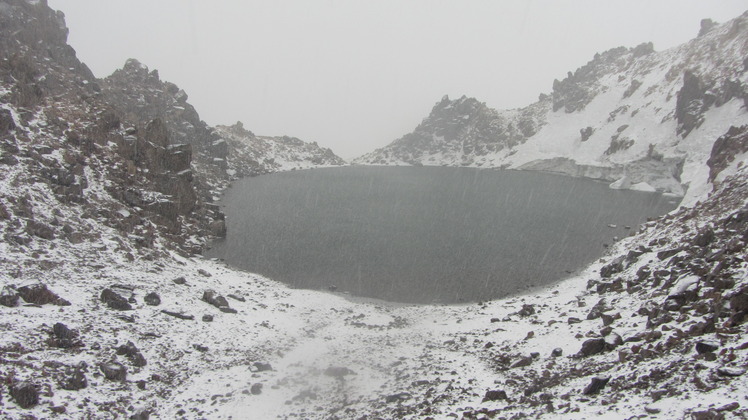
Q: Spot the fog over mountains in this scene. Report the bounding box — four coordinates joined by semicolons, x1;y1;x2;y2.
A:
1;1;748;419
357;14;748;205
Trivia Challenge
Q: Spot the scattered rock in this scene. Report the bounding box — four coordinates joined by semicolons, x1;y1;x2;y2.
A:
511;356;533;368
645;406;661;414
26;220;55;240
193;344;208;352
582;375;610;395
691;409;725;420
586;299;608;320
49;322;83;348
385;392;411;403
50;405;67;414
143;292;161;306
600;256;624;278
482;389;508;402
518;304;535;317
568;317;582;324
10;381;39;408
161;309;194;320
202;289;230;309
202;314;214;322
198;269;212;277
173;277;187;285
0;285;19;307
100;288;132;310
60;368;87;390
250;383;263;395
228;293;246;302
130;408;150;420
716;367;746;377
600;312;621;326
551;348;563;357
324;366;355;378
253;362;273;372
716;402;740;412
116;341;147;367
99;362;127;381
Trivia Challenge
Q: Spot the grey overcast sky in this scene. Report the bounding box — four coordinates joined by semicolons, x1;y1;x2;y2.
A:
47;1;747;159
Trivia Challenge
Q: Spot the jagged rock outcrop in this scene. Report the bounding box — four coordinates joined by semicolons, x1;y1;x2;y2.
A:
356;12;748;201
357;95;547;166
213;121;346;185
707;125;748;182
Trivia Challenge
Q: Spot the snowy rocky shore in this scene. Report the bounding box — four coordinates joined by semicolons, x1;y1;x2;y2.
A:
1;1;748;419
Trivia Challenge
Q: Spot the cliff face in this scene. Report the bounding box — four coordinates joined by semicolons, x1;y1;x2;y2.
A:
0;0;346;256
0;0;213;255
101;61;347;203
356;12;748;202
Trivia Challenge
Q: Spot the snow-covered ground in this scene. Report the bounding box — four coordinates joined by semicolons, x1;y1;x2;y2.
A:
2;166;747;419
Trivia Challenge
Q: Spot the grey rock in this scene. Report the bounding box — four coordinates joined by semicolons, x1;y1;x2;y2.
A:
100;362;127;381
143;292;161;306
10;381;39;408
578;338;606;357
582;375;610;395
100;288;132;310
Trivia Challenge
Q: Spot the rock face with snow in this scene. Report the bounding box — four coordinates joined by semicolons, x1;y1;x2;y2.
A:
357;12;748;201
214;121;346;180
102;63;346;201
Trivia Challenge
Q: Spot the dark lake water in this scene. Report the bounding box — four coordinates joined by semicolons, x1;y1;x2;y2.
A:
206;166;678;304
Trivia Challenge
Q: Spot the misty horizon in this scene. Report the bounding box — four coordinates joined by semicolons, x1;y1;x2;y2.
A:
48;1;747;159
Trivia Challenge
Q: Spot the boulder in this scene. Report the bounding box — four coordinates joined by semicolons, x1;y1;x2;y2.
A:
10;381;39;408
99;362;127;381
604;333;623;351
100;288;132;310
511;356;533;368
551;348;563;357
695;340;719;354
17;283;70;306
143;292;161;306
49;322;82;348
202;289;232;311
482;389;508;402
578;338;606;357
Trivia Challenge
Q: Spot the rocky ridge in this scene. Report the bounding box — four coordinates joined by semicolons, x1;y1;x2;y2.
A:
356;12;748;203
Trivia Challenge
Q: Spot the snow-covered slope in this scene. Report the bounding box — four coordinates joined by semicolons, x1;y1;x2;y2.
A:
356;13;748;203
213;122;346;189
